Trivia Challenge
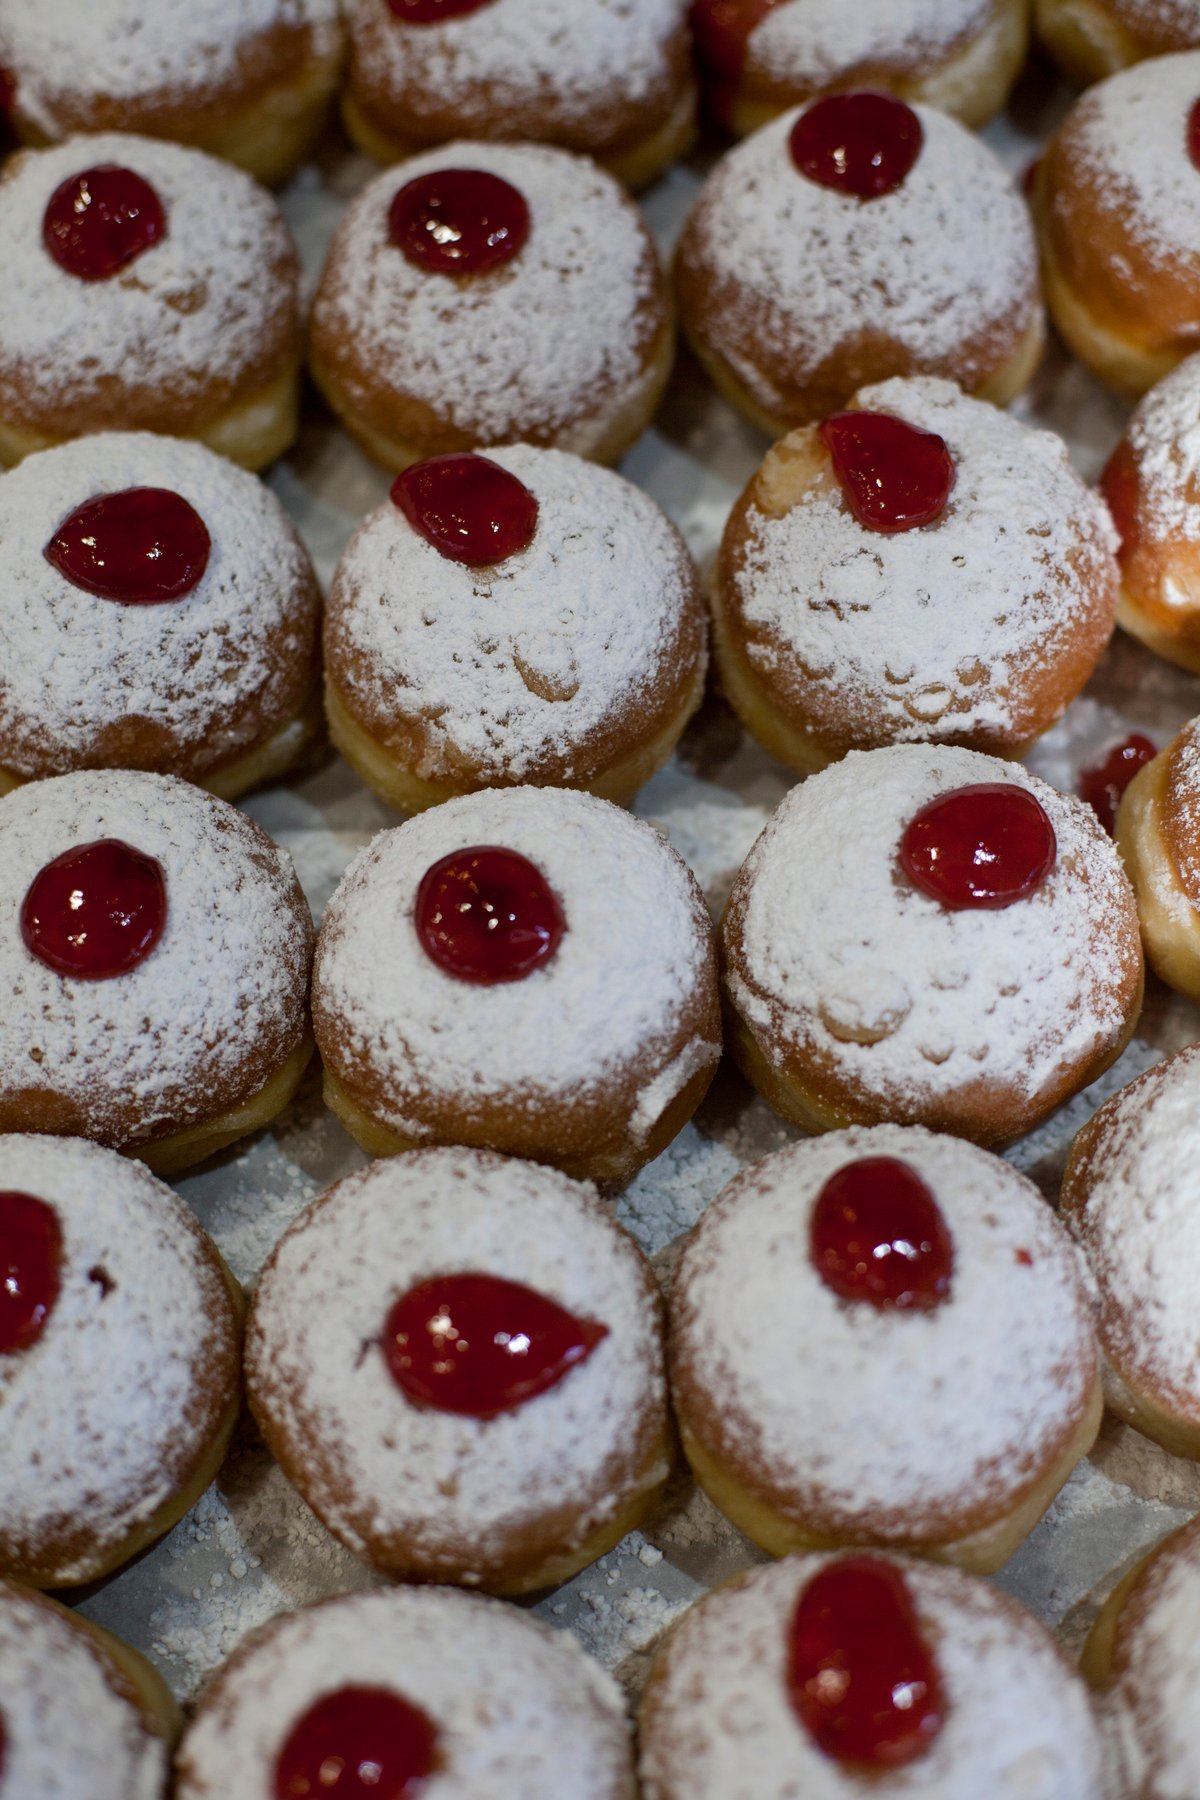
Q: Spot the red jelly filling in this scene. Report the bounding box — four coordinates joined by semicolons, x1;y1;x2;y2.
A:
21;839;167;979
0;1191;62;1355
384;1272;608;1417
818;411;955;533
1099;441;1140;557
789;92;923;200
43;165;165;281
1188;97;1200;173
788;1556;945;1769
900;783;1057;910
45;488;211;604
392;454;538;565
1079;734;1156;836
811;1157;953;1311
274;1687;438;1800
387;0;493;15
415;846;564;983
388;169;529;274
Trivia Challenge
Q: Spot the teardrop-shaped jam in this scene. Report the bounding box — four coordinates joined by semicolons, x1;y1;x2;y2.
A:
1080;734;1156;836
899;783;1057;911
818;411;955;533
388;169;529;275
384;1271;608;1417
414;845;565;983
21;839;167;979
1100;440;1140;557
1188;97;1200;173
789;92;923;200
274;1687;438;1800
788;1556;945;1768
392;454;538;566
811;1157;953;1311
0;1192;62;1355
45;488;211;604
388;0;493;17
43;165;166;281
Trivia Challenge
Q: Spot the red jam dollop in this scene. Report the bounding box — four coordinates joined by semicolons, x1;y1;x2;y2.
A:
414;846;564;983
43;165;165;281
384;1272;608;1417
900;783;1057;910
21;839;167;979
1188;97;1200;173
789;92;923;200
1079;734;1156;836
388;169;529;275
811;1157;953;1311
391;454;538;565
387;0;493;15
818;411;955;533
44;488;211;604
788;1556;945;1769
0;1192;62;1355
1099;441;1140;557
274;1687;438;1800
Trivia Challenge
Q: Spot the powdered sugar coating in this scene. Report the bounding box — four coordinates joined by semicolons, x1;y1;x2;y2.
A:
639;1554;1106;1799
0;432;318;782
1162;715;1200;903
1105;1520;1200;1800
0;1133;239;1584
1125;352;1200;541
176;1586;633;1799
749;0;994;83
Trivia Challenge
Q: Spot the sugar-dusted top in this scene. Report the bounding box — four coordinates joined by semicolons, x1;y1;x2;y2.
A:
0;770;312;1146
176;1586;633;1799
748;0;994;82
1163;715;1200;904
0;1581;167;1798
639;1554;1106;1799
0;433;318;781
1125;352;1200;541
0;1133;239;1582
1106;1519;1200;1800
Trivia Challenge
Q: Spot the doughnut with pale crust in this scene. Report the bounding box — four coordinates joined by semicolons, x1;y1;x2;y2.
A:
1116;714;1200;1003
1037;0;1200;85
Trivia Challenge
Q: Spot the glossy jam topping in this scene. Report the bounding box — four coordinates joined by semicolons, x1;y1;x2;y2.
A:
0;1192;62;1355
43;165;165;281
1100;441;1140;557
1188;97;1200;173
818;411;955;533
384;1272;608;1417
788;1556;945;1769
900;783;1057;910
45;488;211;604
274;1687;439;1800
1080;734;1156;836
811;1157;953;1312
414;846;565;983
21;839;168;979
392;454;538;565
388;0;493;15
388;169;529;275
789;92;923;200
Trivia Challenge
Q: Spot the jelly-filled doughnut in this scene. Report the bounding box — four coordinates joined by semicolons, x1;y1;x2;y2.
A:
309;142;672;473
325;446;707;811
0;770;313;1171
675;92;1043;436
713;376;1118;771
0;133;302;469
0;0;345;185
175;1585;634;1799
1117;714;1200;1003
1037;0;1200;85
0;1133;242;1586
640;1553;1107;1799
247;1147;671;1592
722;744;1144;1145
0;433;321;797
344;0;695;189
312;786;721;1184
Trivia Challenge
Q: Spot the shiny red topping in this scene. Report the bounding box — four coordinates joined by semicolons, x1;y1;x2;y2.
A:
0;1192;62;1355
21;839;167;979
44;488;211;604
811;1157;953;1312
414;846;564;983
392;454;538;565
274;1687;438;1800
1100;441;1140;557
818;411;955;533
388;169;529;274
1080;734;1156;836
387;0;493;16
900;783;1057;910
789;92;923;199
384;1272;608;1417
43;165;165;281
1188;98;1200;173
788;1556;945;1769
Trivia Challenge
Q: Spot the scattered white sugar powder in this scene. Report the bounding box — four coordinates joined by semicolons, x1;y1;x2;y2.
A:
1107;1527;1200;1800
1162;716;1200;903
1126;352;1200;540
749;0;992;82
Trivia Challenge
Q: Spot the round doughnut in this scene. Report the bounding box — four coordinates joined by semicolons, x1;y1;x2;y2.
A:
0;769;314;1172
1116;713;1200;1003
712;375;1118;771
1036;0;1200;86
